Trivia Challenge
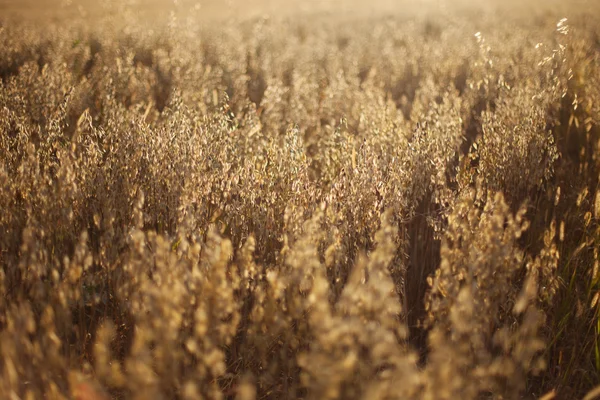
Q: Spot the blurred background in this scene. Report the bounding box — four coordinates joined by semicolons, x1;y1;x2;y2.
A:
1;0;596;24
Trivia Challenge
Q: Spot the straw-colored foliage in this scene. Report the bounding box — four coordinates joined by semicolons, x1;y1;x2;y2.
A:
1;1;600;398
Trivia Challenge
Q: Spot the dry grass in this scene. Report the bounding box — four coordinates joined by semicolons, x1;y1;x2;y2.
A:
1;1;600;399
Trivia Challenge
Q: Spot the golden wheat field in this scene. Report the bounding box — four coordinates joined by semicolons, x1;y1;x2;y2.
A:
2;0;600;398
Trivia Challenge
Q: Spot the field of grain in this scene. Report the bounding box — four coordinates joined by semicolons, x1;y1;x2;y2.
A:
1;0;600;399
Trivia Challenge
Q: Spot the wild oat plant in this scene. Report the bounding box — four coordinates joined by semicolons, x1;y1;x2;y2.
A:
1;1;600;399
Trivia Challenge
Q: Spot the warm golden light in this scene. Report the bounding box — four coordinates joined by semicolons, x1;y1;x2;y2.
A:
0;0;599;399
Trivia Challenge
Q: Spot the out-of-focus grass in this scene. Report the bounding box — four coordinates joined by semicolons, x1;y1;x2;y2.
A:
1;1;600;399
